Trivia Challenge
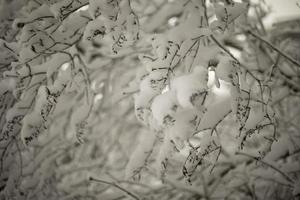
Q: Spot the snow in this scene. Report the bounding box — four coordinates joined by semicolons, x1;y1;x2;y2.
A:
263;0;300;29
167;107;199;148
142;1;183;32
89;0;119;19
46;54;70;80
134;90;156;109
83;17;106;42
171;66;208;108
215;56;236;83
155;131;174;174
139;70;167;93
281;161;300;173
60;63;70;71
192;45;219;69
94;93;103;103
0;78;17;92
168;17;178;27
151;90;178;126
50;0;89;20
244;105;265;130
77;5;89;12
293;179;300;196
125;130;156;180
214;2;248;25
1;0;298;198
21;98;46;145
13;4;53;29
19;45;38;63
134;91;156;124
150;34;168;59
264;135;290;162
197;81;232;131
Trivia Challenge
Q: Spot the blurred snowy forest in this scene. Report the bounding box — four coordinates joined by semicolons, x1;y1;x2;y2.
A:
0;0;300;199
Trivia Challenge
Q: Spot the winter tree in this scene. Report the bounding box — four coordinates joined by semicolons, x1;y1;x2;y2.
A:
0;0;299;199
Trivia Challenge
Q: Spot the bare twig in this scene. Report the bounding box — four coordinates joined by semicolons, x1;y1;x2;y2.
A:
89;176;141;200
210;35;239;63
246;30;300;68
235;152;294;184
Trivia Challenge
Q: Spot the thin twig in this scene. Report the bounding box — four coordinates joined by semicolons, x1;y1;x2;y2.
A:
235;152;294;184
210;35;239;62
210;34;262;85
89;177;141;200
246;30;300;68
